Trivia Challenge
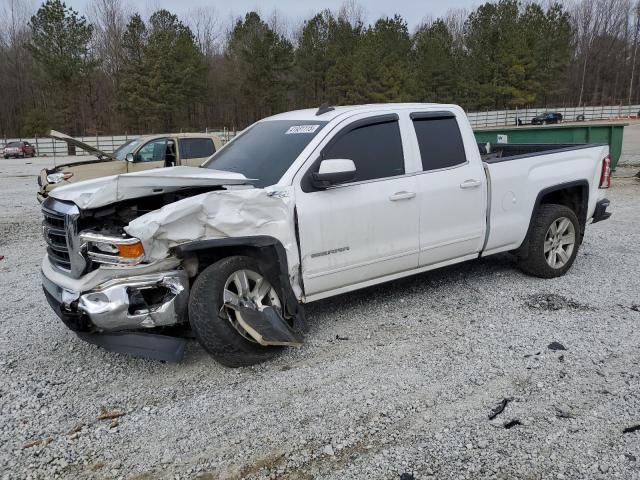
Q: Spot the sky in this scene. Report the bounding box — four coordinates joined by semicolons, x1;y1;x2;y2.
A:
63;0;481;30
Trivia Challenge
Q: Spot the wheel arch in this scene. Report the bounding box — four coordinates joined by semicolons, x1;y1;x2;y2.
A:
519;180;589;256
173;236;304;327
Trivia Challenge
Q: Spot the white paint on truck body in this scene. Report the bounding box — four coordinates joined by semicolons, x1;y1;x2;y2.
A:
43;103;609;305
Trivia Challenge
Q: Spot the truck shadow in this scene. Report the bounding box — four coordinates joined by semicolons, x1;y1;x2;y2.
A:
303;253;517;334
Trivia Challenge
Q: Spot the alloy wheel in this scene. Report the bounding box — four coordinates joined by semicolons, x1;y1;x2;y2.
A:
544;217;576;269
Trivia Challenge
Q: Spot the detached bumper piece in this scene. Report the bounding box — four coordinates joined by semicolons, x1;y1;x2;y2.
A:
592;198;611;224
42;270;190;361
76;331;186;363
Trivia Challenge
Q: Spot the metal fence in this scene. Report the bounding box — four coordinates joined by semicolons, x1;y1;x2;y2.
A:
1;130;234;159
2;105;639;156
467;104;640;129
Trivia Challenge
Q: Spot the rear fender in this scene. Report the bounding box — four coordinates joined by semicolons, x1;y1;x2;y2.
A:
517;180;589;258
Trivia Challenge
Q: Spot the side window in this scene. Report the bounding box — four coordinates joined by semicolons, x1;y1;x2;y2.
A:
179;138;216;159
322;120;404;182
137;138;167;162
412;115;466;171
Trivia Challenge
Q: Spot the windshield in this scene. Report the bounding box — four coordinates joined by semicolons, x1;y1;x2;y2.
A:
204;120;327;187
113;138;142;160
7;141;20;147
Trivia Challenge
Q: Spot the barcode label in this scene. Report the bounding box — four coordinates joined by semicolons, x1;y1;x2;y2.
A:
285;125;320;134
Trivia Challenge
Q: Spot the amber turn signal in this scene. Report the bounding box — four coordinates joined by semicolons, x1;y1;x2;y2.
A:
117;241;144;258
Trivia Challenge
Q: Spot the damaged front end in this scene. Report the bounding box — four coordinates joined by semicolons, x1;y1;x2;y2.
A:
40;169;305;362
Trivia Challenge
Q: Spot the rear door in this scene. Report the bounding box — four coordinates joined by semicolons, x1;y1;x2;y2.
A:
295;113;420;297
178;137;216;166
410;112;487;266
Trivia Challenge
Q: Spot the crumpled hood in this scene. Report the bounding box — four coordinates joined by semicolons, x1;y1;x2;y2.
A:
125;186;303;298
49;166;253;209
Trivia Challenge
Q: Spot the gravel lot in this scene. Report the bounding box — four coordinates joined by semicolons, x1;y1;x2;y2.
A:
1;132;639;480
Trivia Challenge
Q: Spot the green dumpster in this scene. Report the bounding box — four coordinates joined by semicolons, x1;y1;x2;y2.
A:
474;123;627;169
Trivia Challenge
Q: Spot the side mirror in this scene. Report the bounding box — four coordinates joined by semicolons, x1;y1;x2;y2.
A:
125;153;135;163
312;159;356;189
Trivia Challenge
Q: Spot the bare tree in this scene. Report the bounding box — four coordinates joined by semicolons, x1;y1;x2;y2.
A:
571;0;632;106
268;8;300;44
338;0;366;28
628;1;640;105
0;0;35;136
90;0;129;77
445;8;469;49
187;6;223;57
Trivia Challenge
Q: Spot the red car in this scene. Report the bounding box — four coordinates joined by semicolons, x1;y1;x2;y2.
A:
3;141;36;158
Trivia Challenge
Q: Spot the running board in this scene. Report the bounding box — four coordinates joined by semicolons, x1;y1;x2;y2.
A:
236;306;304;347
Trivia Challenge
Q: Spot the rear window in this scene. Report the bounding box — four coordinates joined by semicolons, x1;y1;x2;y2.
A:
412;115;466;171
6;141;20;147
179;138;215;160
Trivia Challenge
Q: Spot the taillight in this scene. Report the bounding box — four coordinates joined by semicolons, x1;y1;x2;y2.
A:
599;155;611;189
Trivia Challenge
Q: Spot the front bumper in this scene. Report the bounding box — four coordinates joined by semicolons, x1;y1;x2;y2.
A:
592;198;611;224
42;270;189;332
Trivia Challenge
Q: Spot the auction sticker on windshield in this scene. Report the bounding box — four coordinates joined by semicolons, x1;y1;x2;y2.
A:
285;125;321;134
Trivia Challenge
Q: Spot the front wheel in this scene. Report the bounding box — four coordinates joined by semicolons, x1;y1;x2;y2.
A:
517;204;580;278
189;256;286;367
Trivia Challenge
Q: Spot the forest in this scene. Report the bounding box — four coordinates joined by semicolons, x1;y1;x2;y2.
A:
0;0;638;136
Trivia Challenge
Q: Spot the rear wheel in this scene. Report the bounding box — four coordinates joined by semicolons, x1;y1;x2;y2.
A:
518;204;580;278
189;256;285;367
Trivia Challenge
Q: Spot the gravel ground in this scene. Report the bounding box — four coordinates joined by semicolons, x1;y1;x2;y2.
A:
1;142;639;480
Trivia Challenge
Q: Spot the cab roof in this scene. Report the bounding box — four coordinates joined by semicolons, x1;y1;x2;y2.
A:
265;103;459;122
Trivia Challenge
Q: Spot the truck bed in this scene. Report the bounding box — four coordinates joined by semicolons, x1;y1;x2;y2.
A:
479;143;605;163
480;141;608;257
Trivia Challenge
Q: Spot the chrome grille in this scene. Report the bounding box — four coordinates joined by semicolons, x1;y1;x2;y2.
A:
41;197;86;277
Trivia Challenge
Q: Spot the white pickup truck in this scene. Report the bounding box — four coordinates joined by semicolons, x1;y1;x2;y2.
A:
40;103;612;366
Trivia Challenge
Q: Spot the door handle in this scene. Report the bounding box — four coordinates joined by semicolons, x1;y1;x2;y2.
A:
460;179;482;189
389;191;416;201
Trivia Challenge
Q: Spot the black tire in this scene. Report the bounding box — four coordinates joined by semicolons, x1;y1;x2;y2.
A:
3;155;7;159
189;255;284;367
517;204;580;278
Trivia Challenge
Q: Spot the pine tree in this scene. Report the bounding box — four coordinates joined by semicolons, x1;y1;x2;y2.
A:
28;0;95;133
226;12;294;124
350;15;413;103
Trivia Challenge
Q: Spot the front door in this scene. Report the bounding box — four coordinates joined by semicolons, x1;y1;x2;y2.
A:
127;137;171;172
295;115;420;297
